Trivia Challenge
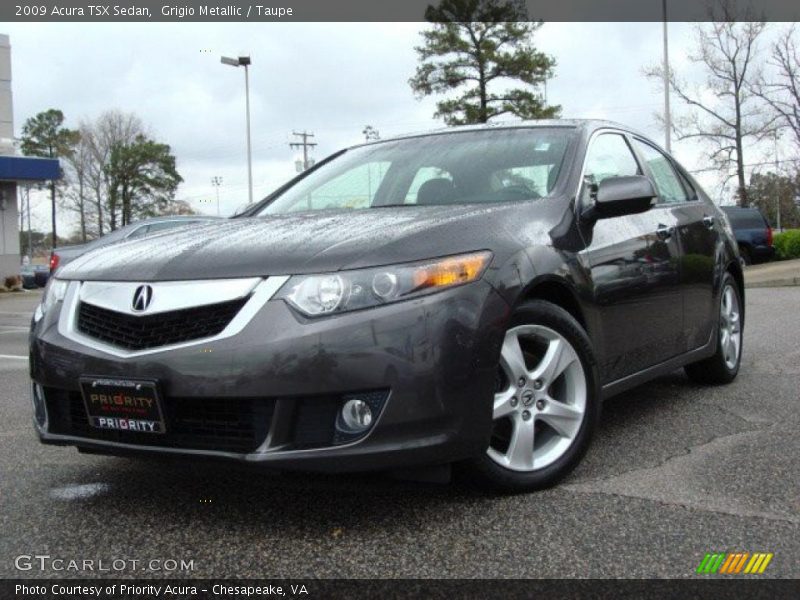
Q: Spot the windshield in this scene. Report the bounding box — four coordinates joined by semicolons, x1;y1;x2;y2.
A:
257;128;575;215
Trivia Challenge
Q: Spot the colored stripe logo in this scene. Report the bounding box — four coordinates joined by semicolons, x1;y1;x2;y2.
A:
697;552;773;574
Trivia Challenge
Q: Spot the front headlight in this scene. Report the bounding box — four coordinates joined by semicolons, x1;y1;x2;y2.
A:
34;278;68;321
278;251;492;317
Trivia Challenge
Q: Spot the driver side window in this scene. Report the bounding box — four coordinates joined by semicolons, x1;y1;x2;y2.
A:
581;133;641;208
584;134;641;185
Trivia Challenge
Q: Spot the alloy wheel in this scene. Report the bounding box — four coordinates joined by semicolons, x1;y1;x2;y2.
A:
719;284;742;370
488;324;587;472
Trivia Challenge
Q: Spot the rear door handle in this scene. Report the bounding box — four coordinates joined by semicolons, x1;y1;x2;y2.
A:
656;224;674;240
703;215;715;229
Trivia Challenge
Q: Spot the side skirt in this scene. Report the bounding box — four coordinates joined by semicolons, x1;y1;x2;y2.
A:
600;331;717;401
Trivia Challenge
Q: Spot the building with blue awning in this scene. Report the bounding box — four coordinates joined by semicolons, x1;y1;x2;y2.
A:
0;33;61;282
0;155;60;182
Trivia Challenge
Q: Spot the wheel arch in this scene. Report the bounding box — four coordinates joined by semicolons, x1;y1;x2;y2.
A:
518;276;588;332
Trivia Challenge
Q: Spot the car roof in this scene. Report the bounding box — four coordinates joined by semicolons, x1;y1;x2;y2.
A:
358;119;645;148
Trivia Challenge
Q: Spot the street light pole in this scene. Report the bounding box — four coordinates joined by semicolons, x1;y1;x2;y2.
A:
221;55;254;206
243;61;253;206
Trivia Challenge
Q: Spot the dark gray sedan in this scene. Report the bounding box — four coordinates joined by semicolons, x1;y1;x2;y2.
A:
30;121;743;491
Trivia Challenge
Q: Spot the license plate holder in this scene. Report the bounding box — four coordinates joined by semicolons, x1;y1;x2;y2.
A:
80;377;166;434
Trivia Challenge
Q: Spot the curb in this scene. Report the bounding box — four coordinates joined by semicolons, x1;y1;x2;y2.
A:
745;277;800;289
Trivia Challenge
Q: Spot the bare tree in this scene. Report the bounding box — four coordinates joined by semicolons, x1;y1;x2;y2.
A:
753;25;800;153
61;130;93;242
645;1;774;205
83;111;145;232
79;121;106;236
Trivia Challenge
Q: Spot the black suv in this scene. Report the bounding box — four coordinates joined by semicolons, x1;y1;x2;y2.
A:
30;120;744;492
720;206;774;265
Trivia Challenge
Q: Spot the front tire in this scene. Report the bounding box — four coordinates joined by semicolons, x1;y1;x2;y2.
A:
466;300;601;492
685;272;743;385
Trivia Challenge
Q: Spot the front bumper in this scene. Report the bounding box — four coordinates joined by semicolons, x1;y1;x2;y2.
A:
30;279;509;472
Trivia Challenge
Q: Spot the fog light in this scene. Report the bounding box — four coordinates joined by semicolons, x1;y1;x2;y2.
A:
31;383;47;429
340;399;373;432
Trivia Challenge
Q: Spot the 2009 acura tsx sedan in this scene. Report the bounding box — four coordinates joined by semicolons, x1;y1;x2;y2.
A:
30;120;744;491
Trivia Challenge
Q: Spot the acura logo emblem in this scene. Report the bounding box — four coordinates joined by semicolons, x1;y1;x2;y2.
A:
132;285;154;312
522;390;535;407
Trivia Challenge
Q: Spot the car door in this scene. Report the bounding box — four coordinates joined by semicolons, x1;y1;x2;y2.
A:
580;132;683;383
631;138;719;352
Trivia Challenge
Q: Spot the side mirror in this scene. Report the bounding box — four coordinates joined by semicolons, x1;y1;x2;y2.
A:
582;175;657;221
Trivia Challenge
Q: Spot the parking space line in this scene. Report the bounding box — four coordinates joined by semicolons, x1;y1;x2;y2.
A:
0;354;28;360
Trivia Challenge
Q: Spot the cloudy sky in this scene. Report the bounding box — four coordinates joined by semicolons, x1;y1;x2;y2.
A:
2;21;791;235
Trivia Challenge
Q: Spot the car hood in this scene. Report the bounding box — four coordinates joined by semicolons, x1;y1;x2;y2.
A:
56;204;533;281
54;242;90;256
53;242;92;265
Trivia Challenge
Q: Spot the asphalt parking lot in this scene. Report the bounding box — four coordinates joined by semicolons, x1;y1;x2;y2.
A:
0;288;798;579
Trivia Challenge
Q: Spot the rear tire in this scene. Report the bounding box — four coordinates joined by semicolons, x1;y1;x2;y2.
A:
465;300;601;493
685;272;743;385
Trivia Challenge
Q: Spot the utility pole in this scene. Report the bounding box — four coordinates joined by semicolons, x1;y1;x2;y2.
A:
290;131;317;171
211;176;223;216
662;0;672;154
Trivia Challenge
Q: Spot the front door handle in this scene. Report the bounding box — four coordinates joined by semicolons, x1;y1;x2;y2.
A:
656;224;674;240
703;215;715;229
